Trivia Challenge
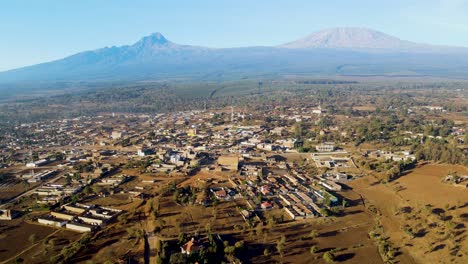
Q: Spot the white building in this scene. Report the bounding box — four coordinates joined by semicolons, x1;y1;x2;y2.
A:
315;143;335;152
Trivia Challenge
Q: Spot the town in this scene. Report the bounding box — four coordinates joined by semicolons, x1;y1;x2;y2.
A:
1;87;467;264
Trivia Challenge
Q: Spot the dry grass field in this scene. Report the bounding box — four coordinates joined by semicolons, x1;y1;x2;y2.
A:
351;164;468;264
3;162;465;263
0;218;59;263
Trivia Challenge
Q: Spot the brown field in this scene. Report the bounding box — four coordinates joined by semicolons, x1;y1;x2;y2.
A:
179;170;232;188
88;193;139;209
5;163;465;263
0;182;30;201
245;188;383;264
0;219;58;263
351;163;468;264
352;105;377;111
142;182;386;264
156;195;247;238
11;229;82;264
0;170;40;202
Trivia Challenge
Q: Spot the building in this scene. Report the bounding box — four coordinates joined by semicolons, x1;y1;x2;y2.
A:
26;159;50;168
38;216;67;227
320;180;342;192
66;222;95;232
181;238;202;255
137;147;154;157
315;143;335;152
111;131;125;140
261;201;273;209
217;155;239;171
0;209;19;220
334;173;348;181
51;211;76;221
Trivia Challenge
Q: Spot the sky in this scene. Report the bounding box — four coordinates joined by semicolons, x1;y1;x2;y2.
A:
1;0;468;71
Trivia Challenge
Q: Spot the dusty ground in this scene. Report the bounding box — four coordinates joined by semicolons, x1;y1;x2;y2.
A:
3;162;466;263
0;218;58;263
10;230;82;264
350;164;468;264
247;188;382;264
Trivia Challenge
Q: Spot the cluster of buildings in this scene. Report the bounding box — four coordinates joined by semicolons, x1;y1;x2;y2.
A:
34;182;84;204
22;170;57;183
365;150;416;162
37;203;122;232
0;108;360;231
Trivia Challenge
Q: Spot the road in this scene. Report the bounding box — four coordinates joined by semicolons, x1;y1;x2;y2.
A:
0;171;63;209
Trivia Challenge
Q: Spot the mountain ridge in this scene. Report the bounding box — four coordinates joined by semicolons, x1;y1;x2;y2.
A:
280;27;418;49
1;27;468;84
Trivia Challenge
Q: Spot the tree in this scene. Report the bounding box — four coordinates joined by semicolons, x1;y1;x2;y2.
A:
28;234;38;244
342;199;348;208
65;174;72;185
323;250;335;263
92;185;102;194
310;245;318;254
276;235;286;257
169;253;188;264
117;213;129;225
309;230;318;239
83;185;92;195
323;192;332;207
178;232;186;244
73;172;81;181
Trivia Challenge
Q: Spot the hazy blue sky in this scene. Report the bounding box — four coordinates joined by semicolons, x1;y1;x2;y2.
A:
1;0;468;71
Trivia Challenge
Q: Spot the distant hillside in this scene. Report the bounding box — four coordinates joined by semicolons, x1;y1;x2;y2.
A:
1;27;468;87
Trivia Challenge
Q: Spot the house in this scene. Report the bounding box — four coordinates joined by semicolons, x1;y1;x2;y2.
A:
137;147;154;157
315;143;335;152
260;185;271;195
169;154;185;166
312;106;323;115
261;201;273;209
271;127;288;136
181;238;202;255
239;209;253;220
213;188;227;199
334;173;348;181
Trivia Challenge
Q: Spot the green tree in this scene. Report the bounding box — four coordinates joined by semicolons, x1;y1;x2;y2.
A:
323;250;335;263
310;245;318;254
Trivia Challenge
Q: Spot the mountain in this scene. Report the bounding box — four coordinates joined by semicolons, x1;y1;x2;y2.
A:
1;28;468;86
280;27;422;50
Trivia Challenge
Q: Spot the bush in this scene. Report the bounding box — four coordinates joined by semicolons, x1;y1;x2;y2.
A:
28;234;38;244
323;251;335;262
310;245;318;254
